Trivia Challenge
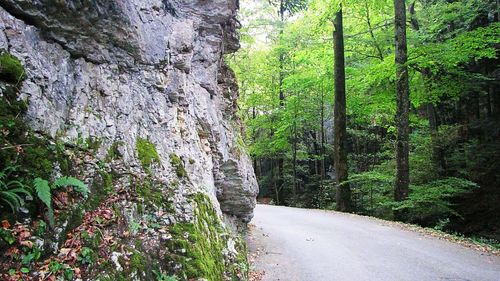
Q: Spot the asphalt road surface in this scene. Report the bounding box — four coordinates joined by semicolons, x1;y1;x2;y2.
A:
247;204;500;281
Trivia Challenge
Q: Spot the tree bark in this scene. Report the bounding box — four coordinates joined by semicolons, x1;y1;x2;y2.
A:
333;6;351;212
394;0;410;205
292;96;298;197
277;0;285;196
319;84;326;208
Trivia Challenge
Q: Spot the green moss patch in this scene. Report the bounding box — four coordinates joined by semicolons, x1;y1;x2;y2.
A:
169;154;187;178
0;85;69;182
134;178;163;210
166;193;226;280
0;53;26;83
136;138;160;170
229;237;250;280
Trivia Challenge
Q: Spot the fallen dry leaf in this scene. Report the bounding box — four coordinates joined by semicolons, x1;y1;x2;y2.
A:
1;220;11;229
6;246;20;257
18;230;31;240
59;248;72;255
20;240;34;248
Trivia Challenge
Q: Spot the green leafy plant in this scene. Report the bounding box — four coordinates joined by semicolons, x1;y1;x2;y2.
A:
63;268;74;280
153;270;178;281
34;176;89;226
77;247;95;265
34;220;47;236
21;248;42;266
48;260;63;273
392;177;478;224
54;176;89;197
0;166;31;213
0;228;16;245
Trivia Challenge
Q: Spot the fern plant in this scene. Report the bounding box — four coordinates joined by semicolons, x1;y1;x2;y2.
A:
34;176;89;226
0;166;31;213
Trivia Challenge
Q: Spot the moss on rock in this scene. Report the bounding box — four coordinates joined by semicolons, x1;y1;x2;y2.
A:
0;83;69;181
136;138;160;170
134;178;163;209
229;237;250;280
0;53;26;83
106;141;124;161
166;193;227;280
169;154;187;178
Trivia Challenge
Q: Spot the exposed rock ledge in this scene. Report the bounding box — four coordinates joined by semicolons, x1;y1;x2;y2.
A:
0;0;257;221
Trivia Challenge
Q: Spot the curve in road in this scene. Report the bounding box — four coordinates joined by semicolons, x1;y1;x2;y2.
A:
248;204;500;281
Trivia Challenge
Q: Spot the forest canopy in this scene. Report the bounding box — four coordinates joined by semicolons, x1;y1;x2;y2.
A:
229;0;500;240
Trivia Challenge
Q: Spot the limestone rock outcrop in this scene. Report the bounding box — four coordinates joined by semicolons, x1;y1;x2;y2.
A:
0;0;258;222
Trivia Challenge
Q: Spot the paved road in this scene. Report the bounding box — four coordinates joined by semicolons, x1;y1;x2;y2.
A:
247;204;500;281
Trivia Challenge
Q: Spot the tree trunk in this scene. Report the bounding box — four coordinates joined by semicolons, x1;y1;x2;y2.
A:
310;130;320;176
319;84;326;208
333;6;351;212
292;100;298;197
426;103;446;174
272;159;280;205
394;0;410;207
277;0;286;195
320;84;326;182
252;106;260;178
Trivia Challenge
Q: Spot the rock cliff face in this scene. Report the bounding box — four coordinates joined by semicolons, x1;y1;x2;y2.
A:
0;0;257;279
0;0;257;220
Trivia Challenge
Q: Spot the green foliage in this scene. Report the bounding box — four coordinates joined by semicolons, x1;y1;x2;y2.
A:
0;84;72;215
232;0;498;238
269;0;308;18
153;270;178;281
49;260;63;273
54;176;89;197
134;178;166;212
349;129;480;224
34;176;88;226
78;247;96;265
0;228;16;245
0;166;31;213
34;178;53;225
0;53;26;83
393;178;478;224
136;138;161;170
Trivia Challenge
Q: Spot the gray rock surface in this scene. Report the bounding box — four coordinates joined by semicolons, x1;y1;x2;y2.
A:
0;0;257;221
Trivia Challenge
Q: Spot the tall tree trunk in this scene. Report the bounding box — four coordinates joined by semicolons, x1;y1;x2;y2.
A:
311;131;320;175
333;6;351;212
272;159;280;205
320;84;326;181
426;103;446;174
490;82;499;118
252;106;260;178
394;0;410;206
277;0;286;196
292;99;298;197
319;83;326;208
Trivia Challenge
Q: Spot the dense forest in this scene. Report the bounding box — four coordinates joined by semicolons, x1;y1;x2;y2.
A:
229;0;500;240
